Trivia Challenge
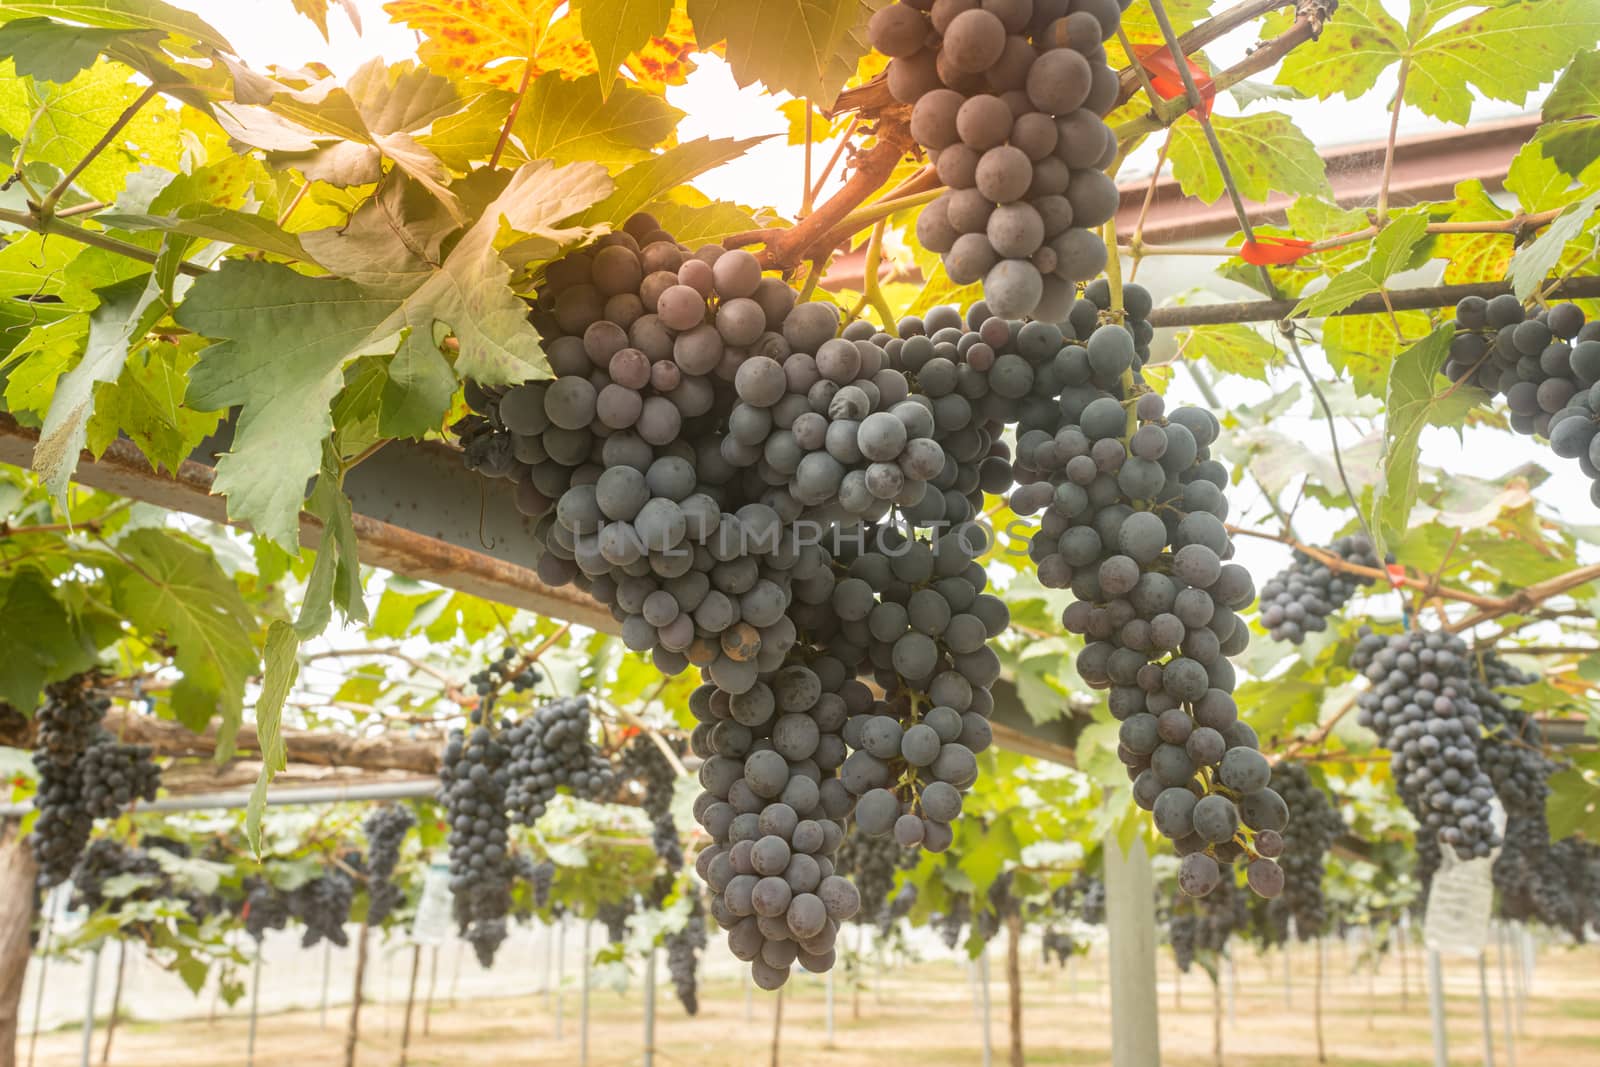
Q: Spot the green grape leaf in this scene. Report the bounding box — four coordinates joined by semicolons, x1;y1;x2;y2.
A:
1275;0;1404;103
1538;49;1600;178
573;0;673;98
289;0;361;40
295;450;367;639
575;136;769;228
1402;0;1600;126
1506;189;1600;300
510;73;681;166
642;195;776;245
32;271;165;506
1278;0;1600;125
111;528;259;736
1545;754;1600;840
0;59;185;199
1175;323;1280;381
0;567;98;710
1290;212;1434;319
99;204;309;261
0;17;160;83
687;0;876;105
246;619;299;855
0;0;234;52
176;260;397;550
1371;326;1480;558
1167;111;1331;205
84;335;221;474
1322;309;1435;398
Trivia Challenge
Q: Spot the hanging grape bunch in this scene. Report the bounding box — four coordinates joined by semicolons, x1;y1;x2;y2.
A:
997;280;1277;898
362;806;417;924
242;877;292;941
437;720;517;966
1444;297;1600;504
1264;762;1344;938
289;867;356;948
868;0;1125;317
502;695;617;824
1259;534;1382;644
76;735;161;820
1351;628;1499;886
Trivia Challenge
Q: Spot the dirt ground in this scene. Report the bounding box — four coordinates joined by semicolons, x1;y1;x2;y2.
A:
28;939;1600;1066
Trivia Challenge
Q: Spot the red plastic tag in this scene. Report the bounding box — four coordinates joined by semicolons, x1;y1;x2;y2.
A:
1239;237;1315;265
1385;562;1406;586
1132;44;1216;116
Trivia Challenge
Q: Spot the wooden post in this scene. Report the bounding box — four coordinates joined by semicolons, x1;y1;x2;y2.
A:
1005;913;1023;1067
579;923;591;1067
554;919;565;1041
1;820;40;1067
642;948;656;1067
246;946;263;1067
1496;925;1516;1067
851;926;863;1021
1399;911;1411;1011
768;988;782;1067
422;947;438;1038
1211;972;1222;1067
979;947;993;1067
1313;938;1325;1064
1478;952;1495;1067
1427;949;1448;1067
1104;835;1160;1067
398;945;422;1067
78;947;101;1067
824;966;834;1048
345;920;371;1067
100;941;126;1065
24;892;57;1067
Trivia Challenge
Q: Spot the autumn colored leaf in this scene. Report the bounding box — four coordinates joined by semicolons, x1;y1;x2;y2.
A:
384;0;701;95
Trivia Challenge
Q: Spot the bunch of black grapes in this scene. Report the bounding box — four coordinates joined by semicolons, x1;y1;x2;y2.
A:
502;695;617;824
618;734;687;899
598;896;636;944
999;286;1275;898
1168;873;1248;973
1352;629;1499;888
1265;762;1344;939
438;722;517;966
1041;927;1075;966
29;675;160;887
832;830;916;927
868;0;1126;318
665;890;708;1015
1259;534;1381;644
362;805;416;924
470;645;544;698
242;877;292;941
289;866;355;948
1444;297;1600;504
69;838;166;913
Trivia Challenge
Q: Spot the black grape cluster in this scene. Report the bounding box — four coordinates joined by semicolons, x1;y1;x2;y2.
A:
438;722;517;966
1167;873;1248;973
1041;927;1074;966
618;734;686;898
1523;836;1600;940
997;292;1273;897
289;867;355;948
469;644;544;698
528;857;556;909
69;838;164;913
1259;534;1381;644
1444;297;1600;505
832;830;916;926
935;893;972;949
243;877;291;940
665;891;707;1015
29;676;107;887
502;695;617;824
1266;762;1344;939
1075;872;1105;924
598;896;636;944
363;805;416;924
1352;629;1499;886
868;0;1126;317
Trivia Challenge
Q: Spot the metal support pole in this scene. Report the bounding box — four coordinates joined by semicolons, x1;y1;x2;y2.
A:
1427;949;1448;1067
1104;834;1160;1067
580;922;591;1067
744;967;753;1022
423;946;438;1037
1496;925;1516;1067
1478;951;1496;1067
27;891;61;1067
825;966;835;1048
399;944;423;1067
79;946;102;1067
1284;917;1295;1009
1226;952;1236;1029
1400;911;1412;1010
554;917;566;1041
319;941;332;1029
247;945;263;1067
642;947;657;1067
979;948;993;1067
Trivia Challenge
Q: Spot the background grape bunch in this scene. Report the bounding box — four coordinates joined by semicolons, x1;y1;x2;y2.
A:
362;805;416;924
1444;298;1600;504
1263;762;1344;939
1259;534;1381;645
868;0;1127;318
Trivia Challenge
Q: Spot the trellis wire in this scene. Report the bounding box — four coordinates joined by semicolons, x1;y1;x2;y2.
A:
1147;0;1379;552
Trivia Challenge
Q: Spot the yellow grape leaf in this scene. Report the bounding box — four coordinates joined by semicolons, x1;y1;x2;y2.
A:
383;0;701;95
1437;179;1513;285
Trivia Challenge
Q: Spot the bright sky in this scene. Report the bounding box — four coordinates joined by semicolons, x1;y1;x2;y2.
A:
180;0;1593;654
